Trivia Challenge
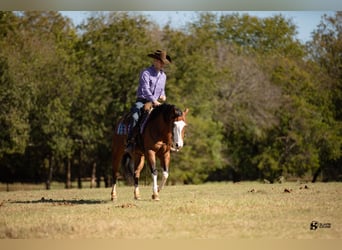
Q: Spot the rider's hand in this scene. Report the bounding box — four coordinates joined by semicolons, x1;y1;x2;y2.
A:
153;100;161;106
159;95;166;102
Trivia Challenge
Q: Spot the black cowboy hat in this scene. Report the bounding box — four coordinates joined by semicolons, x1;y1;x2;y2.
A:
147;50;172;64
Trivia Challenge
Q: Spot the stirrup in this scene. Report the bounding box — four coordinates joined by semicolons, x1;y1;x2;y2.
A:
125;140;135;154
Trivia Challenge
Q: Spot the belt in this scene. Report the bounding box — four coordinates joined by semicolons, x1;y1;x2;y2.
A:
136;98;150;103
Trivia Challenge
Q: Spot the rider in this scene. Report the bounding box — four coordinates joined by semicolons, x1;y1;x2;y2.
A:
125;49;172;154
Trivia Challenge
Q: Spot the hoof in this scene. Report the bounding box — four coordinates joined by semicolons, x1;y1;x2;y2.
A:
151;193;160;201
111;193;117;201
134;189;141;200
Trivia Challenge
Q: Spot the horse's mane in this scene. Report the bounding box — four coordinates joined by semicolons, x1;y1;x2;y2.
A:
148;103;182;123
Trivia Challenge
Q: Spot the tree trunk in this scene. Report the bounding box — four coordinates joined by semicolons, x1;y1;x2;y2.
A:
104;175;110;188
46;156;53;190
96;166;101;188
65;158;72;189
312;167;322;183
90;162;96;188
77;149;82;189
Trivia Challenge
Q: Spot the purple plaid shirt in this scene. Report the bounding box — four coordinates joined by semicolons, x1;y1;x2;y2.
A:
136;65;166;102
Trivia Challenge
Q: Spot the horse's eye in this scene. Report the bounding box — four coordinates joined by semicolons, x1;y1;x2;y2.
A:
174;109;182;117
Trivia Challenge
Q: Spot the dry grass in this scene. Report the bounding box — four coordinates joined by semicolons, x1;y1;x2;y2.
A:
0;182;341;239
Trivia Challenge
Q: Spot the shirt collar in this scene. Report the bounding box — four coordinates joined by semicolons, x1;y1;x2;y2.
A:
150;65;163;75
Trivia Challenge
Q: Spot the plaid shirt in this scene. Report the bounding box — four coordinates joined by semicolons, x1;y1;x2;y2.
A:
136;65;166;103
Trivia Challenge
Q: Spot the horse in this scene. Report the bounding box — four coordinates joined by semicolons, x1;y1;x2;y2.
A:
110;103;189;201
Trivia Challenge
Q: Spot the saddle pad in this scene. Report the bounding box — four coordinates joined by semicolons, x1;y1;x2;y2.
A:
116;122;131;135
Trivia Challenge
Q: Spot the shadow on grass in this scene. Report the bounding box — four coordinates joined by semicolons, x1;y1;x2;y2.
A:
11;197;108;205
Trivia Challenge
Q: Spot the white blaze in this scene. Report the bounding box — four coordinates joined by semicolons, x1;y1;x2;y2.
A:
173;120;186;149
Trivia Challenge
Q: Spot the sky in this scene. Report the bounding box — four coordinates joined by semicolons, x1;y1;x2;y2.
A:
60;11;336;43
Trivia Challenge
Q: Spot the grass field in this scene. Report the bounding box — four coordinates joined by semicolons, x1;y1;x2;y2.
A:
0;182;341;239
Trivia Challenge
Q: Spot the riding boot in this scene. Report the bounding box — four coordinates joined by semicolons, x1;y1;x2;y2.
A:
125;126;137;155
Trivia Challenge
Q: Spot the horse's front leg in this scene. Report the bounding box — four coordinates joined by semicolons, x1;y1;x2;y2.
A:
147;149;159;201
133;153;145;200
159;151;170;192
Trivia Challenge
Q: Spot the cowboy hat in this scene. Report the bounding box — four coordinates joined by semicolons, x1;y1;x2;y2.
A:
147;50;172;64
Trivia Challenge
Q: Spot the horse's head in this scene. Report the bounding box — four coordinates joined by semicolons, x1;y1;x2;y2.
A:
171;107;189;152
148;104;189;151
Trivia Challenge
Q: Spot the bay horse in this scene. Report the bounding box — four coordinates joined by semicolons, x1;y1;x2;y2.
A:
111;103;189;201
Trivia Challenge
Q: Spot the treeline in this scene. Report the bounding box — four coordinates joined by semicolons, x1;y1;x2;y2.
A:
0;11;341;188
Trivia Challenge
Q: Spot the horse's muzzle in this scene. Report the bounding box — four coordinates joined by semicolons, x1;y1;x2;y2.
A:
171;143;182;152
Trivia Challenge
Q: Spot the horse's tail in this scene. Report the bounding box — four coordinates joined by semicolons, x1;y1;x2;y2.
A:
121;153;134;185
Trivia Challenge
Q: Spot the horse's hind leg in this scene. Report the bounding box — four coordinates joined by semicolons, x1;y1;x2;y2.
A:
133;154;145;200
111;148;123;201
111;176;117;201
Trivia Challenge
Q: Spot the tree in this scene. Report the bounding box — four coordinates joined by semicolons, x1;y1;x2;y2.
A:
308;12;342;120
214;48;283;182
0;11;83;187
217;13;304;57
0;12;30;159
161;14;226;184
306;12;342;181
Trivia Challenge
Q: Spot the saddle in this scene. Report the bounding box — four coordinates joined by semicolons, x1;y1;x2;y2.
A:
115;102;153;137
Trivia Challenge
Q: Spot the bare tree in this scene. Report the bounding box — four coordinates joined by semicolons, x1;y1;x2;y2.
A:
214;43;283;135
